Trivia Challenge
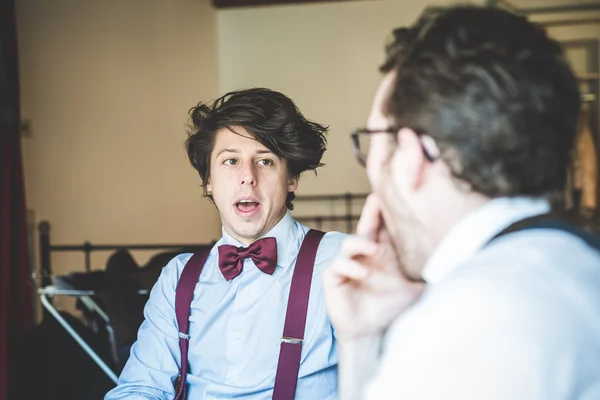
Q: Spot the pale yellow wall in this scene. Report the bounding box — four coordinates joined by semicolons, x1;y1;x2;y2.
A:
532;12;600;151
218;0;466;200
530;11;600;76
18;0;222;287
217;0;478;230
17;0;485;297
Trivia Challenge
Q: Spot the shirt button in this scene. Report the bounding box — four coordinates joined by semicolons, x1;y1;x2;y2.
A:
233;333;240;339
243;288;251;295
230;378;238;385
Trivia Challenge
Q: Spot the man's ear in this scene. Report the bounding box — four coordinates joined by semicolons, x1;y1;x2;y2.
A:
396;128;427;190
288;175;299;193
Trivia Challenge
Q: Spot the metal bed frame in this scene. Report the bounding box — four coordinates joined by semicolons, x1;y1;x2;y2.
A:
37;192;368;383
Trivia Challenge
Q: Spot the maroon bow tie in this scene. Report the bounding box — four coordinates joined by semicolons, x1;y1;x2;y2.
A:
217;237;278;281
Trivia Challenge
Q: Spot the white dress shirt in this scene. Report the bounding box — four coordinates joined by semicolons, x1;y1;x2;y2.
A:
365;197;600;400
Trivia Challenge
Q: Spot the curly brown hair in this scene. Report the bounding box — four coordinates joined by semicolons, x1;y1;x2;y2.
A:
185;88;328;209
382;5;580;200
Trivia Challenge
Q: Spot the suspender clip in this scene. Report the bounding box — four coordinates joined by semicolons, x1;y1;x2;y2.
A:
178;332;190;340
281;336;303;345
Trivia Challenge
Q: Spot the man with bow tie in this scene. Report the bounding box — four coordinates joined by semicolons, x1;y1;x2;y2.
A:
105;88;346;400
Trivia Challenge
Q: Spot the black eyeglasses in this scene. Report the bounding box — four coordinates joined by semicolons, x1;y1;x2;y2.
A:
350;127;397;167
350;127;437;167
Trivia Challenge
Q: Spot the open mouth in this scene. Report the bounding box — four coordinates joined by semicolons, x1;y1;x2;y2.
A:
235;198;260;214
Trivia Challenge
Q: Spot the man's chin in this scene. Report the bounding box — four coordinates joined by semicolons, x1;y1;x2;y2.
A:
230;222;265;241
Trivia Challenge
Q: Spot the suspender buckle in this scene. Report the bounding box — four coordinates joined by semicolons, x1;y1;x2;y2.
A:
281;336;303;345
178;332;190;340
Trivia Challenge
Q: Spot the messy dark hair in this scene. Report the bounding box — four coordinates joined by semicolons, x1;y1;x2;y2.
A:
382;5;580;200
185;88;328;209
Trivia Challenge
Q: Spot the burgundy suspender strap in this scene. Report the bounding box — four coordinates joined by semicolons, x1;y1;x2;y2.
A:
173;249;211;400
173;229;325;400
272;229;325;400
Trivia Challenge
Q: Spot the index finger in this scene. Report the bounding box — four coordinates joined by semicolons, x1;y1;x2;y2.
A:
356;193;383;241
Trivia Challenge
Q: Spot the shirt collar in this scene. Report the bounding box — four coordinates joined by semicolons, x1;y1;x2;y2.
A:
219;211;302;269
422;196;551;284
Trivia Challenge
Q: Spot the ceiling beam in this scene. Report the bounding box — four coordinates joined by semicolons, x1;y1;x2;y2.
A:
213;0;354;9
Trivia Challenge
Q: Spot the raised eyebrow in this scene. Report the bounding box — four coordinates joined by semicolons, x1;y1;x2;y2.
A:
215;148;240;158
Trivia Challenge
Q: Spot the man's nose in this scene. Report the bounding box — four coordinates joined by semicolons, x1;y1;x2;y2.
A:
239;163;257;186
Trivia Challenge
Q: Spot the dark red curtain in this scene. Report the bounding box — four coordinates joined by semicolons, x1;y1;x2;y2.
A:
0;0;35;398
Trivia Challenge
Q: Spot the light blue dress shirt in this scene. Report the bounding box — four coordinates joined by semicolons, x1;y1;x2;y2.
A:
105;212;346;400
